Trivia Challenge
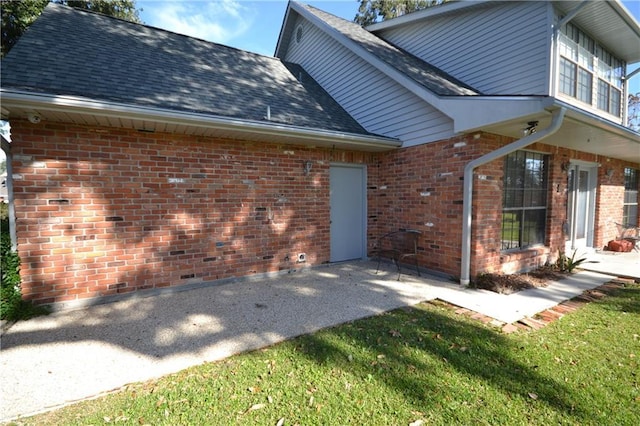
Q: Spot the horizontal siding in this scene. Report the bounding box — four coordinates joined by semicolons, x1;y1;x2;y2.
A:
377;1;550;95
284;16;453;147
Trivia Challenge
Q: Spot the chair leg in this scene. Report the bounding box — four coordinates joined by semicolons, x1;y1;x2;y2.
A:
414;257;421;277
394;258;401;281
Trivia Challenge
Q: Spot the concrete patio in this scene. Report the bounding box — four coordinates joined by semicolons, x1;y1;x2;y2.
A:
0;256;635;422
580;249;640;280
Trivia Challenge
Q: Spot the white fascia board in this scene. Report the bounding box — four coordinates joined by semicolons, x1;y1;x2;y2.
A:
289;2;454;118
366;0;493;32
274;3;295;57
440;96;555;133
0;89;401;149
602;0;640;39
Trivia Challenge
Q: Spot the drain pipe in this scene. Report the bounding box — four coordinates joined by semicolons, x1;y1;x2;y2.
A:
459;107;566;285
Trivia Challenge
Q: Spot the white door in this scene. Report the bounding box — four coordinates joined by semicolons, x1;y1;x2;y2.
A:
567;163;597;249
330;164;366;262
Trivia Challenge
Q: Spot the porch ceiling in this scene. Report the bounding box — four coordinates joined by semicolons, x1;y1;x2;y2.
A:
553;0;640;62
483;106;640;164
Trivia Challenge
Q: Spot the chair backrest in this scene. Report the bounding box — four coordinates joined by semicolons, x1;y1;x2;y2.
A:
382;229;421;254
615;222;640;239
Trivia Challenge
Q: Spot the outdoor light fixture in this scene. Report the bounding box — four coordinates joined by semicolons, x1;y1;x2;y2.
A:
524;121;538;135
606;168;614;178
303;160;312;175
27;112;41;124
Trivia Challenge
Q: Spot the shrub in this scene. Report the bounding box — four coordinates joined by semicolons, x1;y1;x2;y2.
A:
1;223;49;321
556;249;587;273
1;229;22;319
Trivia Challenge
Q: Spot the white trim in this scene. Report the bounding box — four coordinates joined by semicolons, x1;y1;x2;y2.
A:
366;0;493;32
0;89;401;150
567;161;598;250
460;107;567;286
288;2;461;118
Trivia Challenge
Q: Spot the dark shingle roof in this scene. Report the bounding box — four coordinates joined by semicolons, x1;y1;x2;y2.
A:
0;3;373;136
299;4;480;97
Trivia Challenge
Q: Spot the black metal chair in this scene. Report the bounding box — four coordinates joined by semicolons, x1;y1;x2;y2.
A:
372;229;422;280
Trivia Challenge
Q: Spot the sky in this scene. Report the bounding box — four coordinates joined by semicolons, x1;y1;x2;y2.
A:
136;1;359;56
136;0;640;94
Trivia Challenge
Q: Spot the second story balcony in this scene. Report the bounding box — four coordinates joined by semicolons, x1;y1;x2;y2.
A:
557;26;625;123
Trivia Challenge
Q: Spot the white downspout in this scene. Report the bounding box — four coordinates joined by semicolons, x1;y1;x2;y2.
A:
459;107;566;285
1;135;17;251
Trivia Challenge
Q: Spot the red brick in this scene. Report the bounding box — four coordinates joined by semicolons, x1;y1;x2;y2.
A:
11;121;638;305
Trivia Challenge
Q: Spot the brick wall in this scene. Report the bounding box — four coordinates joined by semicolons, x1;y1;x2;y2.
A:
10;121;376;305
369;133;638;278
369;134;493;277
9;120;638;305
595;157;639;247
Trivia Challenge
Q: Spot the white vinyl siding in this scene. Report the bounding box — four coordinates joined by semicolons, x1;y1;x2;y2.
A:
375;1;550;95
284;16;453;147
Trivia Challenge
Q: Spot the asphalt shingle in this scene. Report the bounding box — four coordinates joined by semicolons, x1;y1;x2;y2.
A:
1;3;373;136
299;4;480;97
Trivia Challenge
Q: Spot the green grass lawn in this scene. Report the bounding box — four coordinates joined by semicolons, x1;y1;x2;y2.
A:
10;283;640;426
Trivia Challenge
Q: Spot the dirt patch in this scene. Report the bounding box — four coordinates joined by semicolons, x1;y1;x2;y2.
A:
472;266;570;295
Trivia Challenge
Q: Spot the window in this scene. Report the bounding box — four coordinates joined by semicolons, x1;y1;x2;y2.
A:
558;50;592;105
558;22;625;117
577;68;592;104
559;57;576;97
502;151;549;250
597;79;609;111
610;86;621;117
623;168;638;227
597;79;622;116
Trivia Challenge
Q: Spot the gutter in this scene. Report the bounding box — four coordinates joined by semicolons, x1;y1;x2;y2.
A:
0;89;401;150
459;107;566;286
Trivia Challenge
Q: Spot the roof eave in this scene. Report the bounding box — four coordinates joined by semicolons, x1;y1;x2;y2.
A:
555;0;640;62
274;1;295;58
440;96;556;133
367;0;493;32
0;89;401;151
287;2;461;117
443;95;640;138
444;96;640;163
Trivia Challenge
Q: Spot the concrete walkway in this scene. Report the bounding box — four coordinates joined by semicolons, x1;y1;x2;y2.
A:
0;261;616;421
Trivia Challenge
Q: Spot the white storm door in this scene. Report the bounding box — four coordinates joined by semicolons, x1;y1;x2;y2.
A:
567;163;597;249
330;164;366;262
